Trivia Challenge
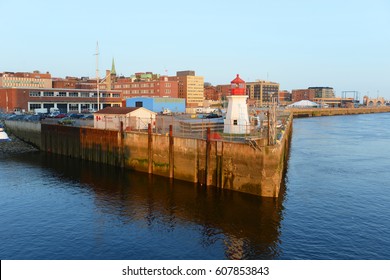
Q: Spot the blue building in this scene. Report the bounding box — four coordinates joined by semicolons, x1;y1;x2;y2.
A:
125;97;186;113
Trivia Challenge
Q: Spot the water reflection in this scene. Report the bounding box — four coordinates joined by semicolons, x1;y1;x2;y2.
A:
19;152;286;259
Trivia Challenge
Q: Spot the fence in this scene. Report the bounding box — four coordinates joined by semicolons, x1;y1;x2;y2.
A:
4;110;292;145
126;111;291;143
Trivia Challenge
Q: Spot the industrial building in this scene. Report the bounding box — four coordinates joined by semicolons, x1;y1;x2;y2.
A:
0;87;122;113
125;97;185;114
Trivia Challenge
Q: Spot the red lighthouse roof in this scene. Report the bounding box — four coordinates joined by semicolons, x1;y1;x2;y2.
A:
230;74;246;95
231;74;245;84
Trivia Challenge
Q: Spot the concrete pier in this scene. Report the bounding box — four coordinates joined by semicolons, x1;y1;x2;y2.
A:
5;114;293;198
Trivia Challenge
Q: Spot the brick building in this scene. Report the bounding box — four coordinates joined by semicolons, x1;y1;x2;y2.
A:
0;71;52;88
278;90;291;104
204;85;220;101
114;74;178;99
291;88;316;102
216;84;231;100
0;87;122;113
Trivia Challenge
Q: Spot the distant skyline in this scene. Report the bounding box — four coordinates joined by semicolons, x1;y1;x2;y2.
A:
1;0;389;99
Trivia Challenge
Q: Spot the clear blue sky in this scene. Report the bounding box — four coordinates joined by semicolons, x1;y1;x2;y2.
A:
1;0;389;99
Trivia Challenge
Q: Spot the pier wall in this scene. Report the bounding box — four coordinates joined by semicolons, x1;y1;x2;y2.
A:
4;120;41;148
288;106;390;118
6;116;293;197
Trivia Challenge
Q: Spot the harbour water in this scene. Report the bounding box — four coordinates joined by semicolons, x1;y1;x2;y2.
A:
1;113;390;259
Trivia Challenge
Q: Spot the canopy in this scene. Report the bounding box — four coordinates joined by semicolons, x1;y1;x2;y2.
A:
287;100;319;108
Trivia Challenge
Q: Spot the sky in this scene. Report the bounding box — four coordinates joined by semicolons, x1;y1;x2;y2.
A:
1;0;389;99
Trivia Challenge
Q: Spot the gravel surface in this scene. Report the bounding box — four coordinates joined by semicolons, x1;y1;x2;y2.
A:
0;121;39;155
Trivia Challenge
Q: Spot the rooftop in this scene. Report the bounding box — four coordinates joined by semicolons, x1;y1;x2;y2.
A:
95;107;139;115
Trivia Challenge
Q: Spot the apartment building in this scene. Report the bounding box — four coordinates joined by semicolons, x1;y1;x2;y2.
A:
246;80;280;107
172;71;204;108
308;87;335;98
114;74;178;99
291;87;334;102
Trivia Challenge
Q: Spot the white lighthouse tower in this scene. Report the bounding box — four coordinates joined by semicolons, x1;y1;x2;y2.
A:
223;74;250;134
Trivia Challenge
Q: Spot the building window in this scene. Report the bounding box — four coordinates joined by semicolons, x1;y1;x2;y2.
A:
112;93;120;98
29;91;41;97
29;104;41;110
81;104;89;110
59;92;67;97
69;104;78;111
69;92;79;97
43;91;54;97
80;92;89;98
233;120;238;125
135;101;143;107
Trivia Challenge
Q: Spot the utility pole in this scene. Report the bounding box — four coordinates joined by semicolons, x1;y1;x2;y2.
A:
268;97;277;145
6;90;8;112
95;41;100;111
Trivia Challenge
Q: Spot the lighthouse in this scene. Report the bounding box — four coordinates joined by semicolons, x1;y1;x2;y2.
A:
223;74;250;134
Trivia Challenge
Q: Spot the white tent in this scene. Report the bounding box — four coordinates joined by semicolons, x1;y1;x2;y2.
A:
287;100;319;108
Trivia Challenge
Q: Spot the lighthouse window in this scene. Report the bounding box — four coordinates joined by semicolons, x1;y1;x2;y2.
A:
233;120;238;125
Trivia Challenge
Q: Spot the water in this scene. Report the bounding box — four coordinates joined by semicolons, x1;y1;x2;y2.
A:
1;113;390;259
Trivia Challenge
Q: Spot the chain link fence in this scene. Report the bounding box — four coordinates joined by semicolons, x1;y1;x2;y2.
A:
126;111;291;143
3;110;291;145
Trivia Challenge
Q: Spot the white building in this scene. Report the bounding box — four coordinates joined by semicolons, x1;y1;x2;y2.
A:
94;107;156;131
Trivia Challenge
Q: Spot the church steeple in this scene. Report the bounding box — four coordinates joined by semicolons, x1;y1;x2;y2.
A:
111;58;116;76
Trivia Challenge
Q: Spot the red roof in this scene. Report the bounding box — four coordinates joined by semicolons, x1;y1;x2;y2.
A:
231;74;245;84
95;107;139;115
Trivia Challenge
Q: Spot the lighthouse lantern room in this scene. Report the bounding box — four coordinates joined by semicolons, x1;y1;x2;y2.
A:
223;74;250;134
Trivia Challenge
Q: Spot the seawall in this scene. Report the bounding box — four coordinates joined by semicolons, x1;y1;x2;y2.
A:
5;115;293;198
287;106;390;118
3;120;41;148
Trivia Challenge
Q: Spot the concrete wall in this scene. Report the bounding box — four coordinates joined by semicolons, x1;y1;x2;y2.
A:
4;120;41;148
288;106;390;117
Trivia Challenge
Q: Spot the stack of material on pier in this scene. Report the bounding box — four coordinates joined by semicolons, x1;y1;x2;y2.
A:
287;100;319;108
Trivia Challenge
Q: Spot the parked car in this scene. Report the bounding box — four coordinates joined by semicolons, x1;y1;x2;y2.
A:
81;114;93;120
48;112;60;118
204;113;221;119
68;113;84;119
54;113;67;118
57;117;74;125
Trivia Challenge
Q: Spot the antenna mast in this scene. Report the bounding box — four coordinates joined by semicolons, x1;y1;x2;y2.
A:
95;42;100;111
